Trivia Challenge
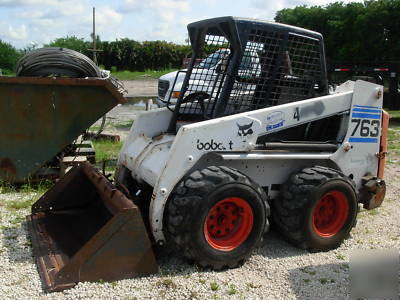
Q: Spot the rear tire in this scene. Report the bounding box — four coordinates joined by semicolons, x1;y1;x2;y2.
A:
273;166;358;252
164;166;269;269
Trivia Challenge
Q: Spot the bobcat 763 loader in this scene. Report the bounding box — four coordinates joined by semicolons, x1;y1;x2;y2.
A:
27;17;389;292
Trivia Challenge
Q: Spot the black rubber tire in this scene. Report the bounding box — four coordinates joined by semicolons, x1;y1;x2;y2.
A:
164;166;270;269
273;166;358;252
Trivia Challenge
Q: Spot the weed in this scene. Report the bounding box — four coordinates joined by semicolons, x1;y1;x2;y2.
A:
157;278;176;289
319;278;328;284
89;125;101;132
111;281;118;287
340;263;349;270
210;281;219;291
247;282;261;289
98;279;106;284
199;279;206;284
227;284;237;295
303;279;310;283
189;291;199;299
336;254;345;260
368;209;379;216
300;267;316;275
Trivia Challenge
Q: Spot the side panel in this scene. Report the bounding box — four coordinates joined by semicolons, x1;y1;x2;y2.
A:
331;80;383;189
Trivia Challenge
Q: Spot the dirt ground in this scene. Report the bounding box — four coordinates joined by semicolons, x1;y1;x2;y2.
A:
122;79;157;98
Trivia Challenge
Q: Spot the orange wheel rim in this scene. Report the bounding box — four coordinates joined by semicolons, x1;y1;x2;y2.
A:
204;197;254;251
312;191;349;237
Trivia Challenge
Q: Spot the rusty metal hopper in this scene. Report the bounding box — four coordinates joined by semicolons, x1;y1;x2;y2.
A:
0;77;125;182
26;162;158;292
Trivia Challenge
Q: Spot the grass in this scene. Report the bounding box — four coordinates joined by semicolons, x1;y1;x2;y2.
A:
0;69;15;76
92;139;123;162
227;284;237;295
210;281;219;291
300;267;316;275
112;69;176;80
7;198;36;210
336;254;345;260
386;110;400;163
1;179;53;212
319;278;330;284
157;278;176;289
114;120;134;129
0;180;16;193
367;209;379;216
247;282;261;289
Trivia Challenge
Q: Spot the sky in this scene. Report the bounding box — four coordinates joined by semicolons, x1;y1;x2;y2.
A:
0;0;363;49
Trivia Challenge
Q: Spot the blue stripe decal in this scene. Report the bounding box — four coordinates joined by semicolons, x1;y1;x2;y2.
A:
353;108;381;113
349;137;378;143
353;104;381;109
351;113;381;119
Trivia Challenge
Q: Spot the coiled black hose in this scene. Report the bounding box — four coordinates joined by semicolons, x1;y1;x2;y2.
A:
15;47;102;78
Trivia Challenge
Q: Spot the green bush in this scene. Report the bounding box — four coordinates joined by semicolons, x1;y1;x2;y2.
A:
0;40;21;72
43;36;193;71
275;0;400;62
1;36;224;74
99;39;192;71
45;36;92;57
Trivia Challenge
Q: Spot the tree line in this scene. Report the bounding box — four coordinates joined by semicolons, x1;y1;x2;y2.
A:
0;37;192;73
1;0;399;73
274;0;400;63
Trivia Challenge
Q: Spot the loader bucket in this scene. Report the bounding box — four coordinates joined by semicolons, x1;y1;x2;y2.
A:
26;162;158;292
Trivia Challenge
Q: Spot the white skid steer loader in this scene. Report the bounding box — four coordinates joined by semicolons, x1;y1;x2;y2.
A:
28;16;389;292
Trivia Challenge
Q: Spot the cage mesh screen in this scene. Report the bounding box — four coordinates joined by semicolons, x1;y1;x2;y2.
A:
227;30;322;115
175;33;230;119
173;25;323;120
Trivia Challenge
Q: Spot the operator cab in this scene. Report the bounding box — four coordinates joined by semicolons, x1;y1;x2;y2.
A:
166;16;329;133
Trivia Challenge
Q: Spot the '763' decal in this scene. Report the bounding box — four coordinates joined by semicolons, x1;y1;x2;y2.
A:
348;105;381;143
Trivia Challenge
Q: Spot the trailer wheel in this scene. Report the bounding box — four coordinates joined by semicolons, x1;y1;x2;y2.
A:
273;166;358;252
165;166;269;269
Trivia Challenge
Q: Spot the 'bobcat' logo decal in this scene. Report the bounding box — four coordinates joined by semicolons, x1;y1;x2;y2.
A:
236;121;253;137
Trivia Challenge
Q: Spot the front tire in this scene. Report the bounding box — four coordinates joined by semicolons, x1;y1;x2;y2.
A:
273;166;358;252
164;166;269;269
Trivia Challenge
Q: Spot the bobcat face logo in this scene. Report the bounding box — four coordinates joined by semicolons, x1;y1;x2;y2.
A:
237;121;253;138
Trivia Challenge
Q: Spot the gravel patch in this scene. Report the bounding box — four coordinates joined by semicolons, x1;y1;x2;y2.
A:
0;165;399;299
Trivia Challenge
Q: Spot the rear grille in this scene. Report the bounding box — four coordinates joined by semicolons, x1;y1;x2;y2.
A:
158;79;169;98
